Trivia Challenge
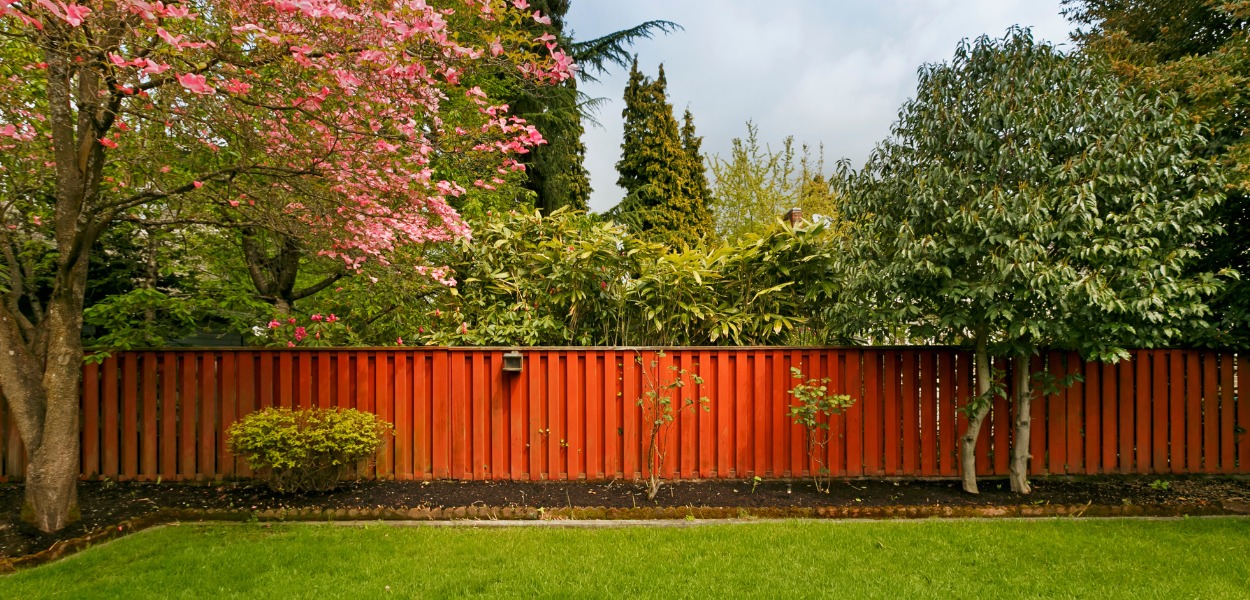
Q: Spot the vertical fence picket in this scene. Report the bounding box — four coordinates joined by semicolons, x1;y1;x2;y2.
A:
1186;352;1202;473
121;354;138;480
1100;362;1117;474
1219;353;1235;473
82;362;100;479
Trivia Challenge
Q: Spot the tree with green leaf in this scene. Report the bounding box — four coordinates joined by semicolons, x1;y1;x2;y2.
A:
615;61;714;247
1063;0;1250;347
835;28;1225;494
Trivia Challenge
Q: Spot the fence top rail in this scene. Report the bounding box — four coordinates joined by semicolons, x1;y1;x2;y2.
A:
86;346;1241;354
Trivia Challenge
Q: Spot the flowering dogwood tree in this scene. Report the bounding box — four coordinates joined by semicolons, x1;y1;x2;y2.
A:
0;0;570;532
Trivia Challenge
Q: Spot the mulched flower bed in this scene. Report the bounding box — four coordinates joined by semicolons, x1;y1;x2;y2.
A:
2;476;1248;564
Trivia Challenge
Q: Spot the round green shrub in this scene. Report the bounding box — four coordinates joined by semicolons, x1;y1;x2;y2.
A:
226;407;393;493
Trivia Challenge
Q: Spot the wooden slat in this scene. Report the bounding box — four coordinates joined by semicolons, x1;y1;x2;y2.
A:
121;354;139;480
376;352;393;479
586;351;602;479
845;349;863;477
82;362;100;478
414;353;430;478
734;351;750;476
752;351;767;476
178;354;196;480
160;353;177;479
698;350;715;479
1046;352;1065;475
530;352;545;480
771;350;787;477
395;352;411;480
824;351;842;476
1065;352;1083;474
141;353;158;480
1186;352;1202;472
1100;362;1117;474
862;350;882;476
603;350;619;478
937;351;956;477
901;350;918;475
567;352;583;480
991;358;1010;476
1203;351;1219;473
883;351;900;475
1118;358;1135;474
102;356;119;478
1219;353;1235;473
919;350;938;476
717;350;732;477
1134;351;1152;473
1164;351;1181;473
432;350;450;479
219;353;236;479
198;352;216;479
1239;355;1250;473
278;352;293;409
236;352;256;478
1083;361;1100;475
451;352;468;479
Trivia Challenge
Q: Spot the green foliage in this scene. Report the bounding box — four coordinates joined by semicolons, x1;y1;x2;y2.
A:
226;408;392;493
786;367;854;493
835;28;1224;360
428;208;641;346
710;121;844;242
427;208;846;347
1064;0;1250;347
636;350;708;500
615;61;715;247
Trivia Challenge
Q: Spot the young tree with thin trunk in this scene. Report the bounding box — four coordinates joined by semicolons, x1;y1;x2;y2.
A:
834;28;1225;494
0;0;571;532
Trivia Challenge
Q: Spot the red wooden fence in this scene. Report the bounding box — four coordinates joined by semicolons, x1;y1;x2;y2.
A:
1;348;1246;482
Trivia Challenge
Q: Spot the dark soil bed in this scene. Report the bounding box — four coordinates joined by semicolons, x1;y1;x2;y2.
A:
3;475;1248;560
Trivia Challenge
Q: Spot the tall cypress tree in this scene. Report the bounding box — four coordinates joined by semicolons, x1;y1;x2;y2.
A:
615;61;714;247
681;108;714;224
509;1;681;214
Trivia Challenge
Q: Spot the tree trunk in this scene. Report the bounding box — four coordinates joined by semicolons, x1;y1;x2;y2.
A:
1009;353;1033;494
960;328;991;494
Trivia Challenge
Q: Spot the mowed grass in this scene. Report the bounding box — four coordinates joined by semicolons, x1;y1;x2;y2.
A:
2;518;1248;599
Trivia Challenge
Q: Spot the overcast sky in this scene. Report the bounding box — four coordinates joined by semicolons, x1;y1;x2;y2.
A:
565;1;1076;213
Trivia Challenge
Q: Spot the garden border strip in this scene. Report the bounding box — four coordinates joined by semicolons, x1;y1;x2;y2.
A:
3;500;1247;574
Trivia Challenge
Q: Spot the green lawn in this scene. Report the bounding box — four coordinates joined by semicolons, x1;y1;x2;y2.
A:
3;518;1248;599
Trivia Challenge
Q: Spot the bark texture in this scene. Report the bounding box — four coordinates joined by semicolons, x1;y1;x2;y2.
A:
1009;353;1033;494
959;329;992;494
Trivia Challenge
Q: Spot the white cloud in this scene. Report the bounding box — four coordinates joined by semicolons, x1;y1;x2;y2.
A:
567;0;1075;212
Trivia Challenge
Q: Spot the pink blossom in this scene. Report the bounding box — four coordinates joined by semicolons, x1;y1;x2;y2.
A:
287;342;296;348
268;320;281;329
512;0;530;9
60;3;92;27
223;79;252;95
311;314;323;322
396;337;403;345
532;11;551;25
326;314;339;323
176;73;214;95
192;181;203;188
288;317;297;324
294;327;307;342
98;137;117;149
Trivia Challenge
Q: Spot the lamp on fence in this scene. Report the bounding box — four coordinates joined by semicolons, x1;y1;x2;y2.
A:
502;350;524;373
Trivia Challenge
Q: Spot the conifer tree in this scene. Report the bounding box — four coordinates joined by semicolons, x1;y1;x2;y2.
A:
615;61;714;247
510;1;681;213
681;109;715;225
